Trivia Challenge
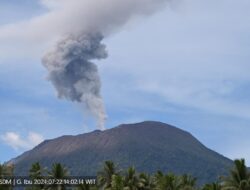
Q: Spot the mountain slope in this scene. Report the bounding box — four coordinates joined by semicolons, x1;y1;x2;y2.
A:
11;121;232;184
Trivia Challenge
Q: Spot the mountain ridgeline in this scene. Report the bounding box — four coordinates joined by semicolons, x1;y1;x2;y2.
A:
10;121;233;184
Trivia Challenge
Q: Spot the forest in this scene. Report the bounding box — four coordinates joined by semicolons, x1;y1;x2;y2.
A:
0;159;249;190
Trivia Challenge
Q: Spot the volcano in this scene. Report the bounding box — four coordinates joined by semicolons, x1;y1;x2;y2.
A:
10;121;232;184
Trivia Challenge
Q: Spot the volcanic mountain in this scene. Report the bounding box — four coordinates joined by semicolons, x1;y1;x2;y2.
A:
10;121;232;183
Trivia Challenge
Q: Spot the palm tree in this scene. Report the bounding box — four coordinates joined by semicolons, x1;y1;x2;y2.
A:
77;183;90;190
47;163;69;190
0;163;14;177
137;173;154;190
49;163;69;178
77;183;95;190
179;174;196;190
26;162;45;190
153;171;164;190
154;172;181;190
98;161;119;190
29;162;45;179
111;174;124;190
222;159;250;190
124;167;139;190
203;182;222;190
0;163;14;190
76;180;98;190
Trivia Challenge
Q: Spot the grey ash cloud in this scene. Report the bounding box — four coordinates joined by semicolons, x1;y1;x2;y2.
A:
38;0;172;129
42;33;107;129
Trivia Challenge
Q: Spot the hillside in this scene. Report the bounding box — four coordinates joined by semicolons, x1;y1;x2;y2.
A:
10;121;233;184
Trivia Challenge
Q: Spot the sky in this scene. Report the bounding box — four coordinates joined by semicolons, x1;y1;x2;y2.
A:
0;0;250;165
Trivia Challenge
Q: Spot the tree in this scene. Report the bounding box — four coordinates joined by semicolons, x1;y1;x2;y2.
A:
203;182;222;190
154;172;181;190
179;174;196;190
0;163;14;190
76;181;98;190
47;163;69;190
111;174;124;190
124;167;139;190
29;162;44;178
77;183;95;190
222;159;250;190
137;173;154;190
0;163;14;177
26;162;45;190
98;161;119;190
77;183;90;190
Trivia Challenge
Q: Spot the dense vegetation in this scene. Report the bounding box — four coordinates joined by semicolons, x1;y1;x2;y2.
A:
0;159;249;190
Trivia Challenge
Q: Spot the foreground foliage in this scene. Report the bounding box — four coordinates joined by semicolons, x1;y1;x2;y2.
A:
0;159;249;190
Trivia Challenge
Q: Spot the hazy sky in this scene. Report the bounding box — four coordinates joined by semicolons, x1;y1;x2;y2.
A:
0;0;250;165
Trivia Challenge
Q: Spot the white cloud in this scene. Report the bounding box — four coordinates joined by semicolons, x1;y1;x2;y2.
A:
0;0;171;60
0;0;250;164
1;0;250;119
1;132;44;151
100;0;250;120
28;132;44;146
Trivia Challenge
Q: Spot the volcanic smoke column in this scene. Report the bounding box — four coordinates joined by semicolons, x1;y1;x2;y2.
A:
42;33;108;130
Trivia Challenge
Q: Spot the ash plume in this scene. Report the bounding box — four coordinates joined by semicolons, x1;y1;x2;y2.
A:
42;33;107;129
39;0;172;129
